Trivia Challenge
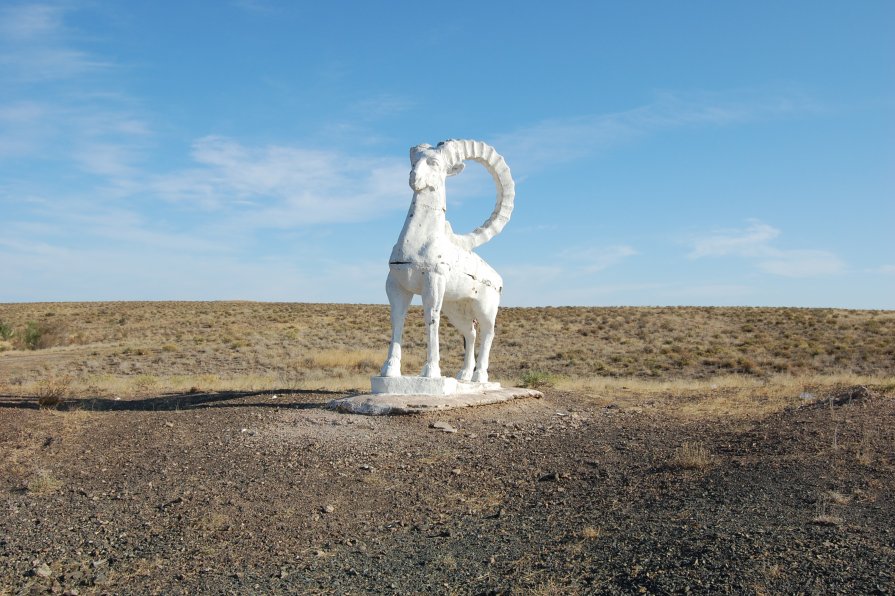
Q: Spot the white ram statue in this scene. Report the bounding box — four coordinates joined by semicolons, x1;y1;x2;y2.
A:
381;139;515;383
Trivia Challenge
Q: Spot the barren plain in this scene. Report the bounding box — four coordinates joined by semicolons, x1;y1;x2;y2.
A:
1;302;893;594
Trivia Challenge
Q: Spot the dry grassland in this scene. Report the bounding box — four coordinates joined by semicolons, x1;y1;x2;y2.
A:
0;301;893;417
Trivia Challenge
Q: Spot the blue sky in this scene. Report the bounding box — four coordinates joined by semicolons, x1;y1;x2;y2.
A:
1;1;892;308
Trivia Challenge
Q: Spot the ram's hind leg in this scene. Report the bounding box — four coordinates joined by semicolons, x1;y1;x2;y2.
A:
381;274;413;378
472;291;499;383
443;301;476;382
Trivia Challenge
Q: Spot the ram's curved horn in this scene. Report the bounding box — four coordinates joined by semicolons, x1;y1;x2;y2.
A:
437;139;515;251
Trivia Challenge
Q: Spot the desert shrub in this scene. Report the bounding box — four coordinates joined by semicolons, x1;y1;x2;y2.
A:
26;469;62;494
0;321;12;340
36;375;72;408
671;441;711;470
133;374;159;394
520;370;556;389
16;320;67;350
23;321;42;350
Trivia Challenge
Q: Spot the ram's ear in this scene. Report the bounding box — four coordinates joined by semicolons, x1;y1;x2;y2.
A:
410;144;432;163
446;162;465;177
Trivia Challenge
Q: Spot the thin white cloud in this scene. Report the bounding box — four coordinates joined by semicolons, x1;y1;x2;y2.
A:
498;245;638;306
230;0;277;14
0;4;109;82
0;230;386;303
688;220;780;258
0;4;150;179
493;91;818;173
153;135;409;226
0;4;61;40
687;220;845;278
757;250;845;277
876;265;895;275
658;283;754;301
560;245;638;273
351;94;414;119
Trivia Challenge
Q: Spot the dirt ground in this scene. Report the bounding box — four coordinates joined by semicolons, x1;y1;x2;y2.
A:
1;384;893;595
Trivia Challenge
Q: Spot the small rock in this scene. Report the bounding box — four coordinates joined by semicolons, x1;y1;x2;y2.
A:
430;421;457;433
538;472;559;482
34;562;52;578
451;468;462;475
323;504;335;514
164;421;174;428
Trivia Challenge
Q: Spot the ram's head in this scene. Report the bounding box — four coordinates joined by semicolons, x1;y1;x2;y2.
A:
408;143;465;192
406;139;516;251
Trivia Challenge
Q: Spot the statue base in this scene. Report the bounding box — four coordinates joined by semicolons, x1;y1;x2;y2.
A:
370;375;501;396
327;376;542;415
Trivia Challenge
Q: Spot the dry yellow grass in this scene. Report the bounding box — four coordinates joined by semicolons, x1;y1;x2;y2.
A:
1;303;892;420
555;373;895;419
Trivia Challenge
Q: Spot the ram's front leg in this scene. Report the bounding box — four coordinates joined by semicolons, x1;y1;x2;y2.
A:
381;274;413;377
419;270;447;378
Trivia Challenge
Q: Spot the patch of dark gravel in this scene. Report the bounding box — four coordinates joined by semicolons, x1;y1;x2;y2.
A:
1;388;893;594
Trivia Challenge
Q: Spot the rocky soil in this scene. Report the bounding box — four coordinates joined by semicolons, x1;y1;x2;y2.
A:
1;386;893;594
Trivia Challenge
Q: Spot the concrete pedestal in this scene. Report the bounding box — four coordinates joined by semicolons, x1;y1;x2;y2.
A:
327;376;542;415
370;376;501;396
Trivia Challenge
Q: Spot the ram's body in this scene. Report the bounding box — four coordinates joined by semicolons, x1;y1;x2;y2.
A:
381;140;514;383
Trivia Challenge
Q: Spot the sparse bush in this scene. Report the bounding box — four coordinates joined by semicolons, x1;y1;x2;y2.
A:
520;370;555;389
23;321;42;350
26;468;62;494
36;375;72;408
0;320;12;340
812;493;844;526
16;320;67;350
133;374;159;394
671;441;711;470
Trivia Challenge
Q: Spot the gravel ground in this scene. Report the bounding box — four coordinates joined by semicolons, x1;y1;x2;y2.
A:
1;387;893;595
